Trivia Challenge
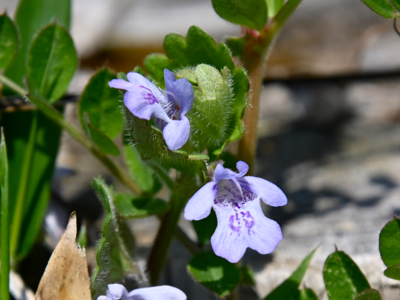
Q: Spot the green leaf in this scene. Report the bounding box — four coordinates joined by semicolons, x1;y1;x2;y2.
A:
27;24;77;103
5;0;70;89
212;0;268;30
354;289;382;300
143;54;172;85
162;26;235;73
299;289;318;300
123;139;162;194
0;128;10;300
266;0;285;17
193;210;217;246
76;223;88;248
175;68;197;84
323;251;370;300
2;109;62;261
0;14;18;70
79;68;123;139
361;0;399;18
187;251;240;298
114;193;169;218
379;218;400;267
264;248;317;300
226;36;246;58
91;178;138;299
87;124;120;156
384;265;400;280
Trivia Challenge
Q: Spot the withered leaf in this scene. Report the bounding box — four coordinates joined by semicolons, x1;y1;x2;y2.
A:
35;212;91;300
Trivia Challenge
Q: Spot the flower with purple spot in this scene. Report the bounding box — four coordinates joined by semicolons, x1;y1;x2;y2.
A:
184;161;287;263
97;283;186;300
109;69;193;151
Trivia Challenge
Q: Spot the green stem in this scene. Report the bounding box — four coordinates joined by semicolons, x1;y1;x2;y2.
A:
10;112;38;262
147;176;197;285
0;75;141;195
237;0;303;174
1;129;10;300
0;74;27;97
175;227;199;255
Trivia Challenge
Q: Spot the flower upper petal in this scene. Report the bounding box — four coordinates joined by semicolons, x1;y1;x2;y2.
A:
127;286;186;300
123;88;169;122
162;116;190;150
184;182;217;221
107;284;129;300
164;69;194;117
109;79;135;91
244;200;283;254
237;176;287;207
211;205;248;263
214;161;249;185
214;164;239;184
236;161;249;177
127;72;165;101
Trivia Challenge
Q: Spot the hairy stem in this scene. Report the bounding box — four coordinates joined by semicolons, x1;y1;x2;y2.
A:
147;176;197;285
237;0;303;174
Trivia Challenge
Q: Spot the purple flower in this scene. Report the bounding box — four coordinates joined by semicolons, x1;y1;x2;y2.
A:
184;161;287;263
109;69;193;151
97;284;186;300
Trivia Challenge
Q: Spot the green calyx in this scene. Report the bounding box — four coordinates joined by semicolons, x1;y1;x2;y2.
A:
185;64;234;154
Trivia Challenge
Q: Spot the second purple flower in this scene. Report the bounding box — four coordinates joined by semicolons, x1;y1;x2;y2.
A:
109;69;193;151
184;161;287;263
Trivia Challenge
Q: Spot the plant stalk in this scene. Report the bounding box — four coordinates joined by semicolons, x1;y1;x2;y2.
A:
10;112;38;262
1;129;10;300
147;176;197;285
237;0;303;174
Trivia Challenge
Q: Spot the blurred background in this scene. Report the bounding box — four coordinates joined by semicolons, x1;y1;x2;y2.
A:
2;0;400;299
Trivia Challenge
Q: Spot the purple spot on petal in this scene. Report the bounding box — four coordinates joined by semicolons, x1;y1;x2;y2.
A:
229;215;241;235
140;86;159;104
242;211;255;234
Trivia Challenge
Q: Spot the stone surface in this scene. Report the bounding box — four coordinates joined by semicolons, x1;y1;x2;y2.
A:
253;76;400;299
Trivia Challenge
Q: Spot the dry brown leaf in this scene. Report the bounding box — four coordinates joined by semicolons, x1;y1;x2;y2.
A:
35;212;91;300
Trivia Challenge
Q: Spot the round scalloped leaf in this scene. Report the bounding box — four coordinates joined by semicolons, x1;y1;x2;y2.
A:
379;218;400;267
27;24;77;103
143;53;172;86
161;26;235;74
384;265;400;280
79;68;123;139
354;289;382;300
143;26;248;157
361;0;399;18
323;251;370;300
0;14;18;69
187;251;240;298
212;0;268;30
